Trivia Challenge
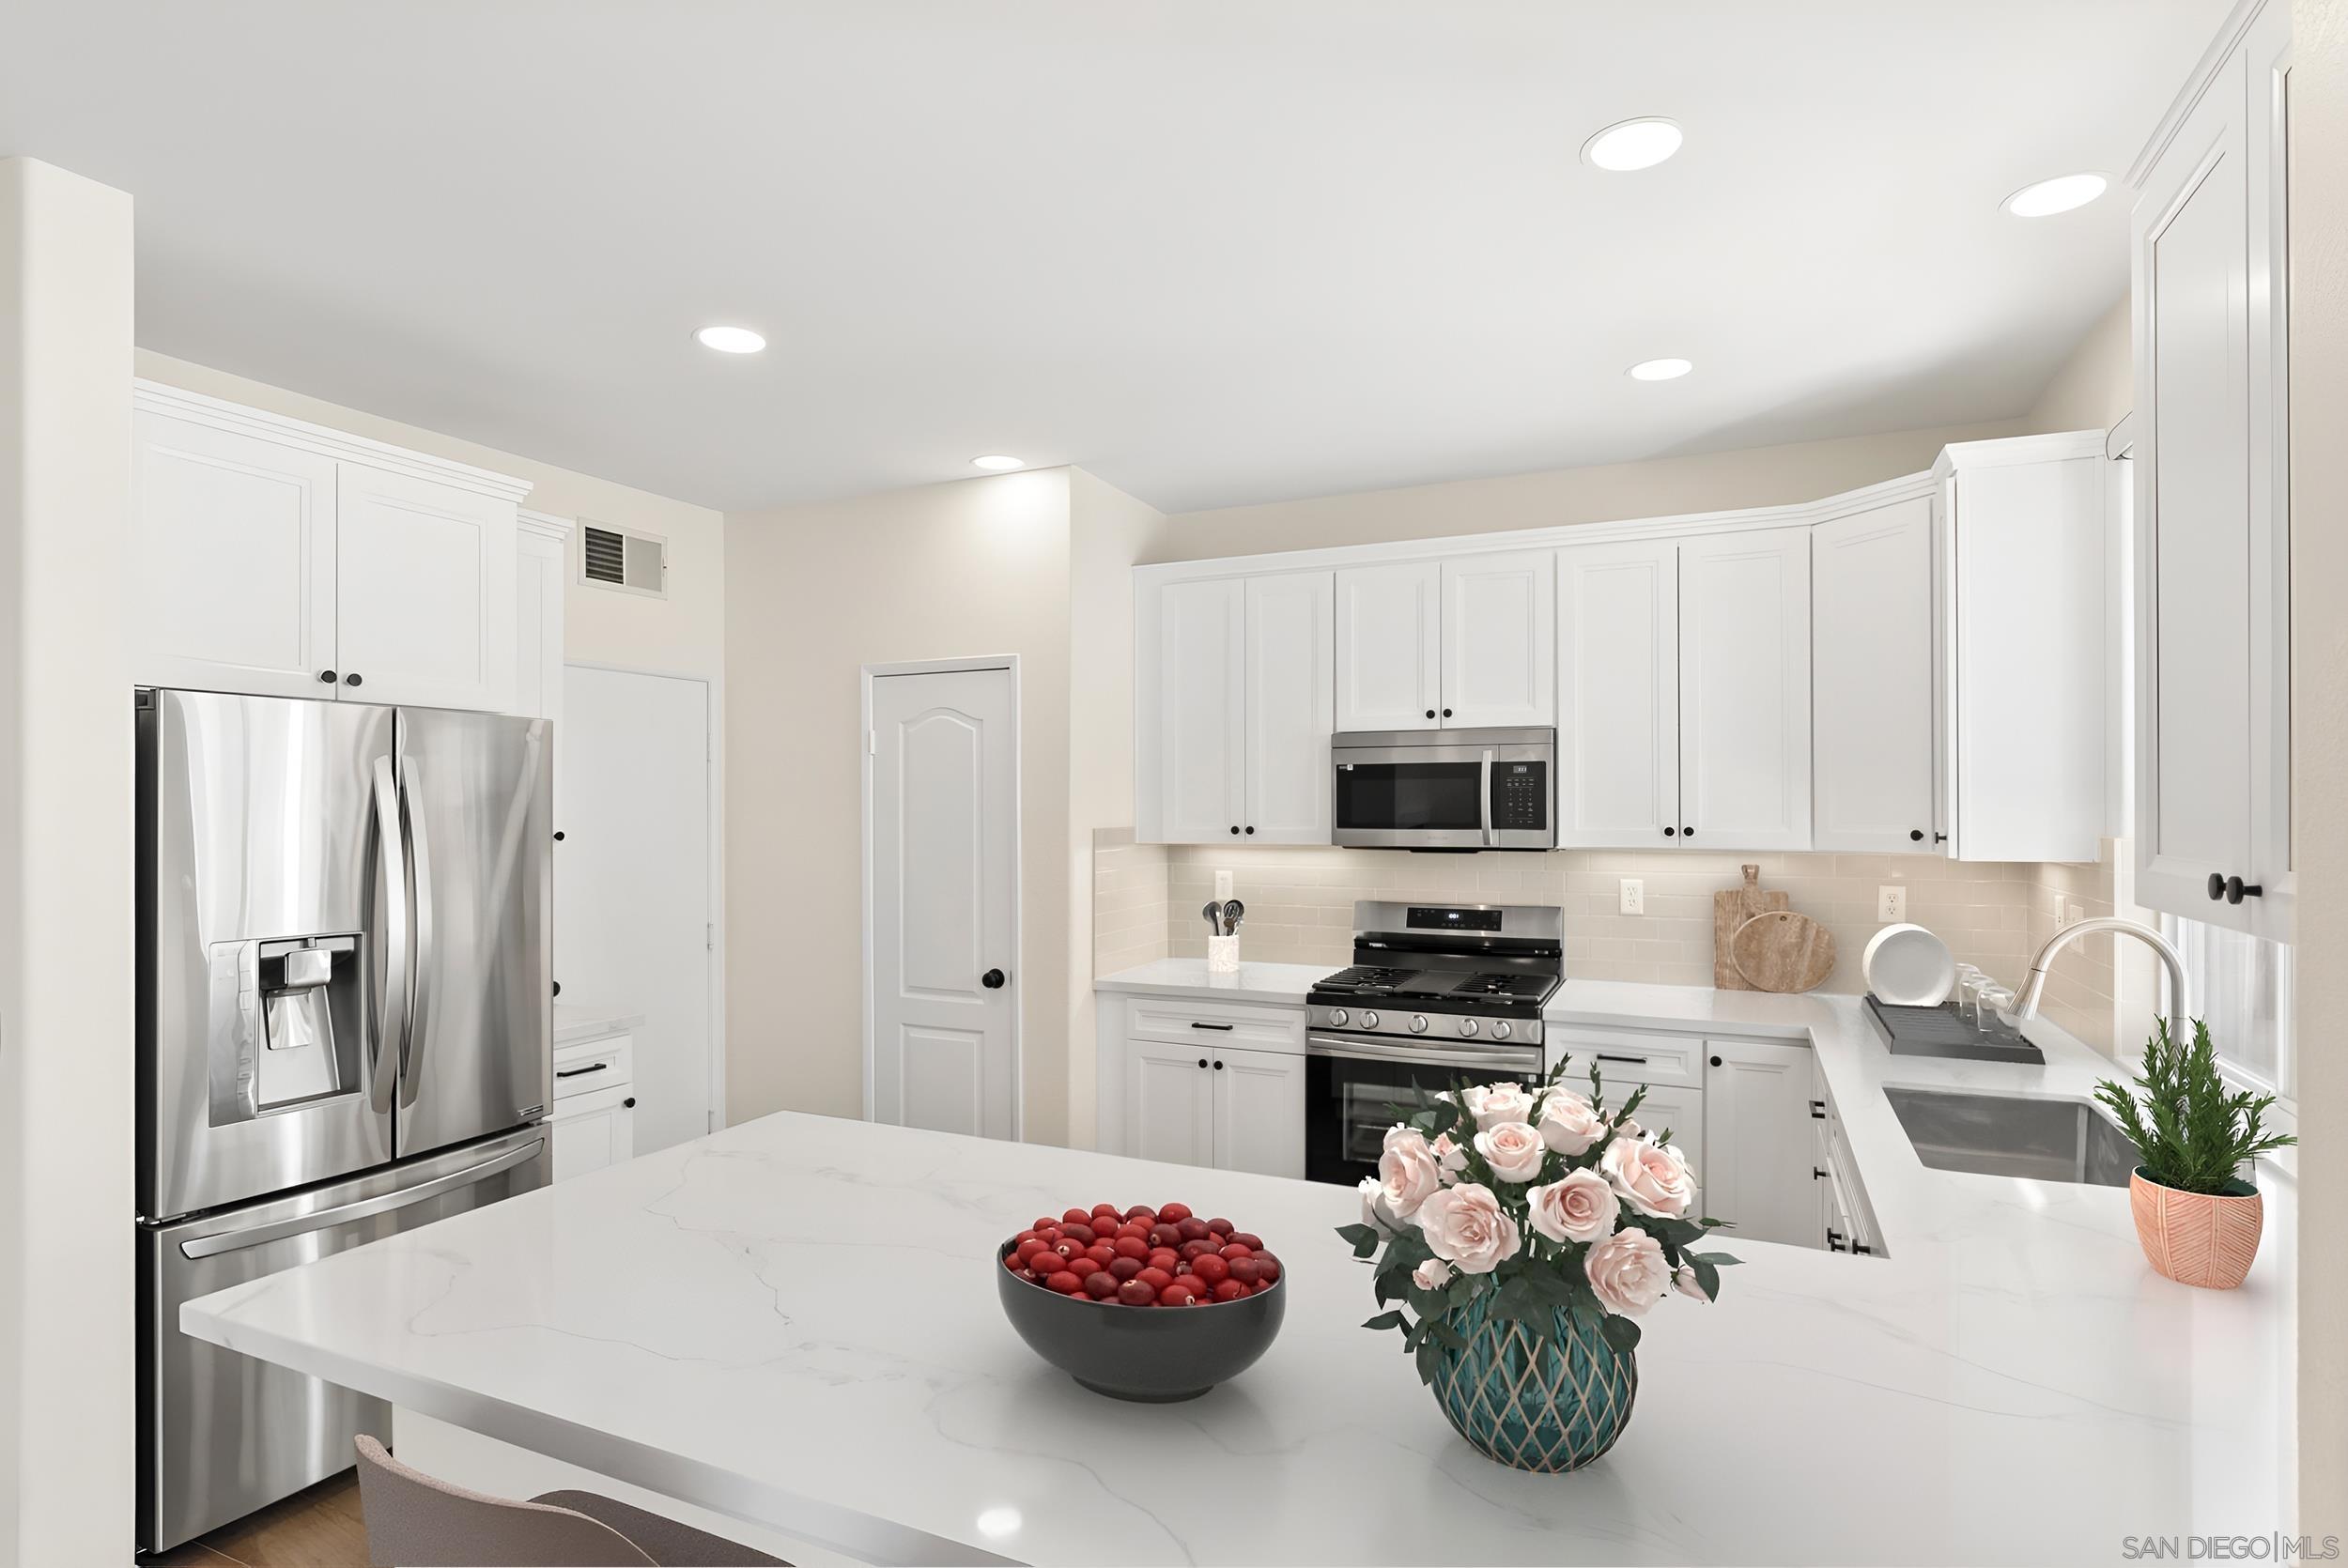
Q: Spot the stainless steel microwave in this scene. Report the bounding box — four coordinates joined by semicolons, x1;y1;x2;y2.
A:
1331;728;1556;850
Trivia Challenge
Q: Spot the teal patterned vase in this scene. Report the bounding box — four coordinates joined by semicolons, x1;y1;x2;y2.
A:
1429;1289;1638;1472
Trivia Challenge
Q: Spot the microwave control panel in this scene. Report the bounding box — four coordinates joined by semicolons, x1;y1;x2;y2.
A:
1491;761;1549;829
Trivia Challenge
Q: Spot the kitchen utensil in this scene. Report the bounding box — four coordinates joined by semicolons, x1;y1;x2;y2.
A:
1222;899;1244;936
1727;910;1837;992
1712;866;1788;990
1863;923;1957;1006
1201;901;1223;938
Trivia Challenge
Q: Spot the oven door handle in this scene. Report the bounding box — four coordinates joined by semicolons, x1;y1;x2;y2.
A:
1306;1033;1539;1071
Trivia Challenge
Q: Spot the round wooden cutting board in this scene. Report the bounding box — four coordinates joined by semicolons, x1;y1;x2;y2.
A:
1727;910;1837;993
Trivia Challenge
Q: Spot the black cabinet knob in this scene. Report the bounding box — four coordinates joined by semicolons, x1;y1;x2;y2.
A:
344;672;363;687
552;830;565;841
1213;1060;1225;1070
1709;1054;1722;1068
981;968;1006;990
1229;825;1240;835
1663;826;1676;838
1244;825;1255;836
1908;829;1924;842
1682;826;1694;838
623;1097;636;1110
551;980;561;997
2208;872;2227;901
318;669;337;684
2224;875;2264;905
1934;832;1949;844
1197;1057;1209;1069
1442;708;1453;718
1424;709;1436;719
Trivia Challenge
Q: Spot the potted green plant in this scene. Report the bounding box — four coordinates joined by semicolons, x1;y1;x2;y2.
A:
2093;1020;2294;1290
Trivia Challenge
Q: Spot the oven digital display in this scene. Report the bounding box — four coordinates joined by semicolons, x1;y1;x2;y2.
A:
1405;906;1503;931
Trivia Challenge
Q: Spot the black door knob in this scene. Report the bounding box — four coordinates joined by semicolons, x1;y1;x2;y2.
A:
2224;875;2264;904
318;669;336;684
1442;708;1453;718
344;672;363;687
1908;829;1924;842
1424;709;1436;719
1663;826;1676;838
2208;872;2227;901
981;968;1006;989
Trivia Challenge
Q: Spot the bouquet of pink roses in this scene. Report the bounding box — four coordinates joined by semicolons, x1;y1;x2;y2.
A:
1335;1054;1738;1380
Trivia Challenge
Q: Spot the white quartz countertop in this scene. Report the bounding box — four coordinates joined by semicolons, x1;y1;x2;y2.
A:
1092;957;1330;1004
185;981;2294;1567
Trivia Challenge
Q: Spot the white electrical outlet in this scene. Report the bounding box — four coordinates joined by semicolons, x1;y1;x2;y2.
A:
1878;884;1908;922
2067;900;2084;925
1214;869;1234;902
1619;878;1645;915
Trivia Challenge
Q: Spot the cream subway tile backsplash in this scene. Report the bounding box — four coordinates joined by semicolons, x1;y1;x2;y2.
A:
1087;833;2127;1053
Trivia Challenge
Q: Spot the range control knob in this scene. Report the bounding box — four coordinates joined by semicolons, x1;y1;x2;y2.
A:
1458;1017;1479;1037
1361;1010;1380;1030
1409;1014;1429;1034
1328;1007;1349;1028
1491;1020;1513;1040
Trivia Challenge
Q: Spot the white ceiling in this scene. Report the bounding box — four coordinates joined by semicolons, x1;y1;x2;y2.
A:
2;2;2226;515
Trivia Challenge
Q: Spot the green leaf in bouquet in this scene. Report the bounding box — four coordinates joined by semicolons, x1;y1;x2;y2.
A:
1690;1257;1721;1302
1599;1314;1643;1355
1492;1275;1547;1326
1362;1310;1406;1332
1335;1222;1383;1258
1685;1250;1742;1266
1414;1336;1444;1386
1616;1083;1647;1121
1428;1318;1471;1352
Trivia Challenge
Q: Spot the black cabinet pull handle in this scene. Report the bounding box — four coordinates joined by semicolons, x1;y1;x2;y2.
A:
1189;1022;1233;1031
981;968;1006;989
1595;1053;1647;1065
319;669;337;684
2225;875;2263;904
1852;1241;1873;1256
2208;872;2227;901
1933;832;1949;844
1827;1230;1846;1253
555;1063;609;1080
1908;829;1924;842
345;672;363;686
1813;1166;1830;1180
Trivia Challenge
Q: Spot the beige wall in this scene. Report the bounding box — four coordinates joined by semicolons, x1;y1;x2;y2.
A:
2024;294;2133;432
2292;0;2346;1530
0;157;135;1564
134;351;727;684
725;469;1080;1136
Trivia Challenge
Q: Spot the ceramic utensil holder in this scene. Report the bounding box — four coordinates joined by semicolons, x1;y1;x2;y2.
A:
1206;934;1240;973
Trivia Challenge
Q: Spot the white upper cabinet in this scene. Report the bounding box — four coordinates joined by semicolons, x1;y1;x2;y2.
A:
1439;550;1555;728
1678;528;1813;852
131;409;340;698
1557;539;1679;847
1243;572;1335;843
1334;561;1441;731
2130;0;2293;938
1812;496;1936;853
514;513;570;727
129;383;531;714
334;464;517;712
1147;577;1247;842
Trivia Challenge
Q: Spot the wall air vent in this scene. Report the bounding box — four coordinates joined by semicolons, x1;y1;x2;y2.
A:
579;522;668;599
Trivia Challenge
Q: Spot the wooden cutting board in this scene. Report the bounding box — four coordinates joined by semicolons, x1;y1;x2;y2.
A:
1712;865;1786;990
1729;910;1838;993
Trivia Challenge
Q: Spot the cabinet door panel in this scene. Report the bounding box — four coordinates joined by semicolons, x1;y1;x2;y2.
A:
2137;58;2253;926
1702;1039;1817;1247
131;411;338;697
1556;540;1678;847
1335;561;1440;731
335;465;517;712
1813;499;1936;853
1211;1046;1305;1179
550;1084;635;1182
1124;1042;1215;1170
1440;550;1555;727
1150;578;1246;842
514;528;565;724
1244;573;1334;843
1679;528;1813;851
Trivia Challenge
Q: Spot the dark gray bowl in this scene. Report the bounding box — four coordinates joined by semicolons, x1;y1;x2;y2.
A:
996;1241;1286;1402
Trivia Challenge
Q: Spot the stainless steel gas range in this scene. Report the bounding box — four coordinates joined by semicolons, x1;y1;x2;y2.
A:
1303;901;1562;1186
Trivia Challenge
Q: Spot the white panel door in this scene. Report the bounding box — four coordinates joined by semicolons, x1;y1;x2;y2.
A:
1679;528;1813;851
513;529;565;723
1813;498;1937;853
131;410;338;697
1440;550;1555;728
1154;578;1246;843
1334;561;1441;731
1243;572;1334;843
2136;53;2255;930
558;667;715;1155
1209;1046;1305;1178
1702;1040;1818;1247
334;464;517;712
1556;540;1679;848
1124;1041;1215;1169
868;667;1018;1139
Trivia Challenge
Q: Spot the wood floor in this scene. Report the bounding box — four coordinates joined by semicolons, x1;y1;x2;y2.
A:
152;1469;370;1567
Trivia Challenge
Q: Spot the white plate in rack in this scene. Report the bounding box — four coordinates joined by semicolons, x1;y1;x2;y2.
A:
1862;923;1956;1007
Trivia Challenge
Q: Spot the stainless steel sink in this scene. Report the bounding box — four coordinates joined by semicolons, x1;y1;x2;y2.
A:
1882;1086;2141;1187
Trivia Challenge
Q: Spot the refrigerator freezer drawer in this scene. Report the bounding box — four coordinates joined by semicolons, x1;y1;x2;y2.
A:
139;1126;549;1554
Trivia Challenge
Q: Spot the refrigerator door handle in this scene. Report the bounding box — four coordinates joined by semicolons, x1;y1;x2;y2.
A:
399;760;436;1110
368;755;409;1116
178;1137;546;1260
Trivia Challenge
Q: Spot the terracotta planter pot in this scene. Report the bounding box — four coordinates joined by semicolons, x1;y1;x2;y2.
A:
2128;1167;2263;1290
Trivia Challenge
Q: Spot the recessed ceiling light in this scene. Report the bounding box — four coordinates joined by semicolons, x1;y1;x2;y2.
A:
2002;173;2108;218
1628;358;1692;381
970;454;1026;471
1581;117;1684;173
693;325;766;354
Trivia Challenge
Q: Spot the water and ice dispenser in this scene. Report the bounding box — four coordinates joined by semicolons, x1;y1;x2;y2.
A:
209;934;363;1119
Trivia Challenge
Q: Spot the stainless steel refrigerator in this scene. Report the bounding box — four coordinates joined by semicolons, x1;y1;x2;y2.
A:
135;688;555;1554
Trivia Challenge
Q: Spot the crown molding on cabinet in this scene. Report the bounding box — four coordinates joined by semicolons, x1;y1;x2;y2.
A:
2125;0;2275;191
131;379;535;504
517;509;576;541
1934;429;2109;473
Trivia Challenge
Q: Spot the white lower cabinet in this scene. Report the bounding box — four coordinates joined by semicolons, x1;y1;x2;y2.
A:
1118;1037;1304;1178
1699;1038;1821;1247
549;1034;637;1182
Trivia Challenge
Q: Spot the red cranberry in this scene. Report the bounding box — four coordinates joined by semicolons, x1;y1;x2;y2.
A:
1107;1256;1144;1281
1084;1271;1119;1299
1212;1278;1246;1301
1044;1270;1085;1295
1159;1202;1195;1223
1117;1279;1157;1306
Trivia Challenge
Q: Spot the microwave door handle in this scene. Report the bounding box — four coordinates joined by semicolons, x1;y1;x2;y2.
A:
368;756;409;1117
399;760;435;1110
1480;749;1496;847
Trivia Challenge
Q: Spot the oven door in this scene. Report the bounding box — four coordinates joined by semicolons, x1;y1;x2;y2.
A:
1331;733;1554;850
1304;1033;1543;1186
